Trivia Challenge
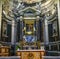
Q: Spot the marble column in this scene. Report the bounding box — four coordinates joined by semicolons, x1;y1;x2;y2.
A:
43;16;49;45
57;0;60;40
0;1;2;40
20;16;23;40
11;20;17;45
36;16;40;41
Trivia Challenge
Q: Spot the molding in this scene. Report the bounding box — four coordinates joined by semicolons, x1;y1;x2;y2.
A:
3;10;13;21
23;17;36;19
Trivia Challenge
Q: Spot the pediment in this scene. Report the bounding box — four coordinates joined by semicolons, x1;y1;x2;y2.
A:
22;7;37;14
20;7;40;16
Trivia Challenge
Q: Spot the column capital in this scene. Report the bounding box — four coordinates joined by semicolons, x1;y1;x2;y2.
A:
44;14;49;20
20;16;23;21
36;16;40;21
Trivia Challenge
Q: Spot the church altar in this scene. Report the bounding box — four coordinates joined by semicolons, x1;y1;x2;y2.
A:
16;50;45;59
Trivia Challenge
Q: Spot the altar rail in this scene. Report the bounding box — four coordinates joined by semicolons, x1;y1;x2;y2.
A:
45;51;60;56
0;56;20;59
43;56;60;59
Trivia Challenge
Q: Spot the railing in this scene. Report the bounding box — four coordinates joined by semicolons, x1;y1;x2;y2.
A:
42;56;60;59
45;51;60;56
0;56;20;59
